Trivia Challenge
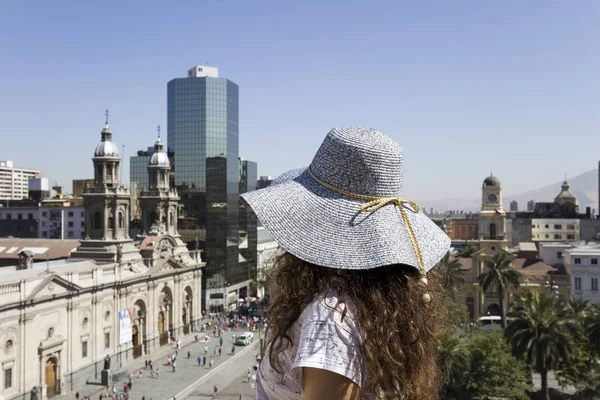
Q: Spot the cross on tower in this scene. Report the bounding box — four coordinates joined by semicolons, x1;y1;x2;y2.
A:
157;125;161;139
105;109;110;124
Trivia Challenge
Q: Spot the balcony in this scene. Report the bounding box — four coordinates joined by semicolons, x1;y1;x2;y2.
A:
480;235;505;241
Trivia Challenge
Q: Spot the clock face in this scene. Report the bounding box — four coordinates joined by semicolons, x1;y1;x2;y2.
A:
488;194;498;203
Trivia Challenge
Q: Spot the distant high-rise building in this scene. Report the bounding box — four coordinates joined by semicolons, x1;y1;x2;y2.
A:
527;200;536;212
239;158;258;287
168;66;242;311
0;160;42;200
28;177;50;201
257;176;273;189
510;200;518;212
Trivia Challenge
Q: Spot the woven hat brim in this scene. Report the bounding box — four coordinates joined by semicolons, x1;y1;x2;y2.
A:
240;168;451;272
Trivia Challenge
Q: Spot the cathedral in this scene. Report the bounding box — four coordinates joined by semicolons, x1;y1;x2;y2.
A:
0;116;204;400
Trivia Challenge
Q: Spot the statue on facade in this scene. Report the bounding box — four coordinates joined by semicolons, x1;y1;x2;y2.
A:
103;355;111;370
116;244;123;263
30;386;40;400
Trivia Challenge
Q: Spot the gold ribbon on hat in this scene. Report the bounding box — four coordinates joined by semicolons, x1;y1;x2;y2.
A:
308;168;431;304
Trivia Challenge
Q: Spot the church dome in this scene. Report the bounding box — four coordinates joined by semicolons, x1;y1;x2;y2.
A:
149;138;170;166
483;174;500;186
94;124;120;157
555;180;578;206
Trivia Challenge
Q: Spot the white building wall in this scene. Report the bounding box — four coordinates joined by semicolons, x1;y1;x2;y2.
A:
532;218;580;242
564;243;600;304
538;242;578;266
0;161;41;200
38;207;85;239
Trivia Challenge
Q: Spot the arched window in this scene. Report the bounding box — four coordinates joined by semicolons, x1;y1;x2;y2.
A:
489;223;497;239
118;212;124;229
169;211;173;227
153;172;158;187
107;164;112;176
108;216;114;229
93;212;102;229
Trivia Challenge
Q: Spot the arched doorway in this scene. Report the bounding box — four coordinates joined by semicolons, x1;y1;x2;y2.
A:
132;299;147;358
158;287;173;346
45;357;58;398
183;286;193;334
489;223;497;239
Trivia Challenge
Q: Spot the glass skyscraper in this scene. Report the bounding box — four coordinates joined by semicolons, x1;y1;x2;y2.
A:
129;147;152;220
168;66;243;311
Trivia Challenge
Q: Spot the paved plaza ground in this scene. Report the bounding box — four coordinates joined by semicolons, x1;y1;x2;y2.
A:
65;326;260;400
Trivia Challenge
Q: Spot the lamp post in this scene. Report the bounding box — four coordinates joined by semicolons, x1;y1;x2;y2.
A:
487;311;493;329
545;271;559;299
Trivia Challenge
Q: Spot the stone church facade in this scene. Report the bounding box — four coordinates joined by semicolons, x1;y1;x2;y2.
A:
0;118;204;400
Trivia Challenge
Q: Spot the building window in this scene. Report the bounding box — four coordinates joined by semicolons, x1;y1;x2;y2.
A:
17;213;22;220
6;214;11;220
545;234;549;239
592;258;598;265
567;234;575;240
68;211;74;217
81;211;84;218
592;278;598;292
554;234;562;239
489;223;497;239
108;217;114;229
554;224;562;229
545;224;549;228
118;212;124;229
4;368;12;389
81;221;85;228
82;341;88;358
68;221;73;228
575;277;581;291
567;224;576;230
574;258;581;265
42;221;46;227
42;211;47;217
557;251;563;259
42;231;48;238
28;213;34;220
105;332;110;349
67;231;73;238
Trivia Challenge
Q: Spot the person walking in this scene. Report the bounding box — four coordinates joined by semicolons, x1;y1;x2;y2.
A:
172;360;176;373
209;359;214;369
219;337;223;347
155;368;160;378
203;357;206;366
213;385;218;399
241;127;451;400
187;350;191;359
197;356;202;366
213;347;217;357
231;345;235;355
247;371;252;383
150;368;154;378
204;346;208;355
218;347;222;356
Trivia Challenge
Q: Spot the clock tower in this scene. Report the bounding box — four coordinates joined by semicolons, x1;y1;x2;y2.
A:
478;174;507;254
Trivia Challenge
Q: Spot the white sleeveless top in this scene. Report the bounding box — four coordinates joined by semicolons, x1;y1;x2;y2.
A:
256;291;373;399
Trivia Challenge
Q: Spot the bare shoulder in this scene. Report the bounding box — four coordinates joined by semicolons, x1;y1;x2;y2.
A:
303;367;361;400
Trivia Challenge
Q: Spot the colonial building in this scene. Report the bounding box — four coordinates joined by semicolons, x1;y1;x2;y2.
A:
0;116;204;400
457;175;567;320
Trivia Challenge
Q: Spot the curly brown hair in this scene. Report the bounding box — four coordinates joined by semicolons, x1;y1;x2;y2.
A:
263;252;448;400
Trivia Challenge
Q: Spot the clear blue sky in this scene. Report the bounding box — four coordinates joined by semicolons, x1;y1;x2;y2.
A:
1;1;599;203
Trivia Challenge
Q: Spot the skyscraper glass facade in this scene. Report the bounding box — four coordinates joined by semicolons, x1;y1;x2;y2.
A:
239;159;258;290
129;149;152;220
167;71;242;303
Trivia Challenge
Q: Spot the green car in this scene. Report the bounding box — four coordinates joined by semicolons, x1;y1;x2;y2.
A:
235;332;254;346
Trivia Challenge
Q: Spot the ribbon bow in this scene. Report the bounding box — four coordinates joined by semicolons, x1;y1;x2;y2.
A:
360;198;421;214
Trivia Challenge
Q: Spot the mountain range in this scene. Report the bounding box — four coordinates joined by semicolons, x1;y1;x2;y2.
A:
422;169;599;213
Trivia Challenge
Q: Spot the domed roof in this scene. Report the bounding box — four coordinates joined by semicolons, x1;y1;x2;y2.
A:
483;174;501;186
149;139;170;166
555;180;578;205
94;124;120;157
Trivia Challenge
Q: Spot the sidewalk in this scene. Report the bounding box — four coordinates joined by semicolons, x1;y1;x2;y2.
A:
62;325;259;400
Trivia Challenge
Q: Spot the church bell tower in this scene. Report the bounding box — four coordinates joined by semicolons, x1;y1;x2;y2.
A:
478;174;508;254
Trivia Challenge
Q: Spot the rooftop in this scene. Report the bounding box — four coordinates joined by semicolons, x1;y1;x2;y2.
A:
0;238;80;262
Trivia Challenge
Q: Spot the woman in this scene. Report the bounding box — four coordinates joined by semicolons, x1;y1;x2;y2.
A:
241;127;451;399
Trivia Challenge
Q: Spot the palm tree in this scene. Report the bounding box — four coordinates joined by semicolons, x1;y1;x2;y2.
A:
565;296;589;322
478;250;521;328
505;290;580;400
457;244;477;258
435;252;465;299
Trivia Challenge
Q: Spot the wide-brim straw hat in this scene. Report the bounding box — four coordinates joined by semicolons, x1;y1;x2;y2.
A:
240;127;450;276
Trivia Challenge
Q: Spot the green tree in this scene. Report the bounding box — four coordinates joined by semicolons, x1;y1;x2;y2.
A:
566;296;590;322
438;329;469;398
457;244;477;258
505;290;580;400
435;252;465;299
478;249;521;328
587;304;600;355
463;329;531;400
